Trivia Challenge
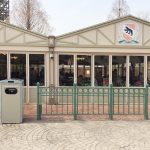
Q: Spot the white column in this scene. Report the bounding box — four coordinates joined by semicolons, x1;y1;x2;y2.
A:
7;52;10;79
109;55;112;84
45;52;50;87
74;54;77;84
54;53;58;86
26;53;29;103
144;56;147;86
126;56;129;88
91;55;94;87
50;58;54;86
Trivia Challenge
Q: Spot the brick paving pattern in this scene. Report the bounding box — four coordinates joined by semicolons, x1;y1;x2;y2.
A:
24;104;147;121
0;104;149;149
0;120;150;150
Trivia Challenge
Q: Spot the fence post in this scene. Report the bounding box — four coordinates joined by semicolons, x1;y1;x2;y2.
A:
144;84;148;120
73;83;77;120
37;82;42;120
109;84;113;120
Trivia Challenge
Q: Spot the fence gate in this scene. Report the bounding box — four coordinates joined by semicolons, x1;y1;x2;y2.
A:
37;83;148;120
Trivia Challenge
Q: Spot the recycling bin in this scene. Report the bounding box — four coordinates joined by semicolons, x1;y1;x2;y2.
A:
0;79;24;123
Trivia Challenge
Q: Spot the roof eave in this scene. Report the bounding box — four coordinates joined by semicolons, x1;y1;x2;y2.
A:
56;15;150;40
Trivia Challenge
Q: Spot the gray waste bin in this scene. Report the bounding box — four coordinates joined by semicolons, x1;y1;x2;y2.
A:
0;79;24;123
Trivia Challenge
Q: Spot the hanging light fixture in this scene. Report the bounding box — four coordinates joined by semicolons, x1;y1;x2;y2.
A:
11;56;18;60
86;69;90;75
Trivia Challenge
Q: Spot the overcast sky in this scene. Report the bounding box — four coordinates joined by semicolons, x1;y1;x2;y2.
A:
11;0;150;36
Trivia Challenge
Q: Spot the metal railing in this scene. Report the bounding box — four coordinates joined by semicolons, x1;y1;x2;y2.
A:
37;83;148;120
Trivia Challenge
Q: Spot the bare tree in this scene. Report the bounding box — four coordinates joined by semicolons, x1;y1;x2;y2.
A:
108;0;130;20
11;0;53;35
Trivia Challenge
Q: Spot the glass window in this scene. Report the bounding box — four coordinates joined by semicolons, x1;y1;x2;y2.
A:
147;57;150;85
112;56;126;87
11;54;26;85
95;56;109;86
130;56;144;86
59;55;74;86
29;54;44;86
77;55;91;86
0;53;7;80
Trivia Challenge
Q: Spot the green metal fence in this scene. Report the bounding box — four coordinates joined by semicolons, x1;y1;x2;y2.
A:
37;83;148;120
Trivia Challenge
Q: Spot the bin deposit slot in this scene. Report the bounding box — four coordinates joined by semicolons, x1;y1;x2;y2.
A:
8;81;14;83
5;88;17;94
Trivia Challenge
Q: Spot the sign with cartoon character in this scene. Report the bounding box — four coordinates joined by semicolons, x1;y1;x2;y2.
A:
117;22;141;44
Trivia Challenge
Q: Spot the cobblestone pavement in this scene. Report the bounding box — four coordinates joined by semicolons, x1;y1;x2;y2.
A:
0;121;150;150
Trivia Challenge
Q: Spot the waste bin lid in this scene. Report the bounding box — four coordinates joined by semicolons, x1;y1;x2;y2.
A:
0;79;24;84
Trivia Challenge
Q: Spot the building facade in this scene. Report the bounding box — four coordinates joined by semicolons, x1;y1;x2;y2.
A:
1;16;150;102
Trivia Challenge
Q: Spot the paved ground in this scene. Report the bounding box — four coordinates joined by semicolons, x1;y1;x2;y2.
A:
0;120;150;150
0;104;148;150
23;104;145;121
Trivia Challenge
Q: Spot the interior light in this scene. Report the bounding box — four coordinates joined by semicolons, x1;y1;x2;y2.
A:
11;56;18;60
86;70;90;75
